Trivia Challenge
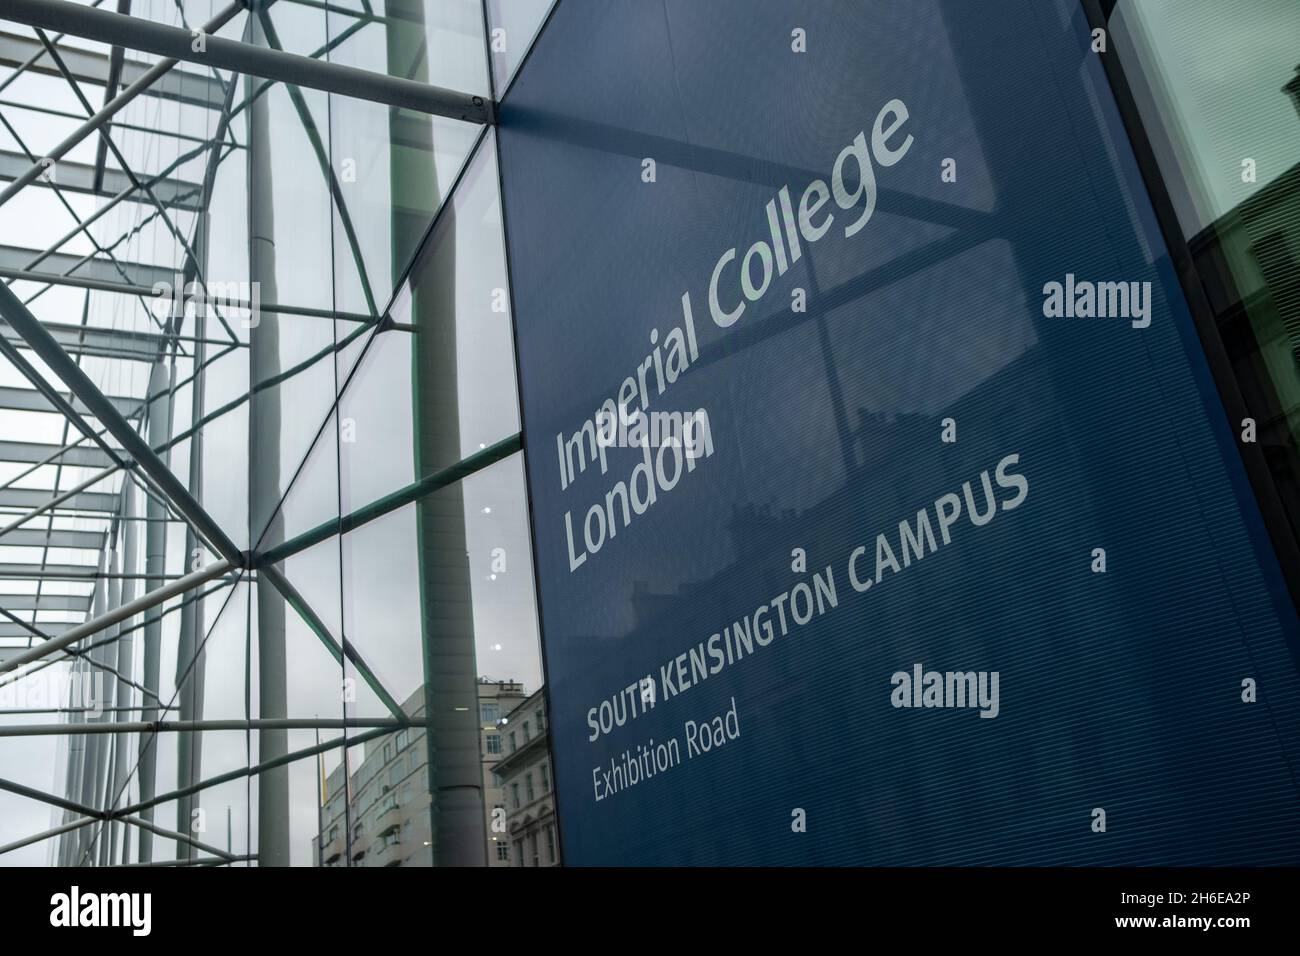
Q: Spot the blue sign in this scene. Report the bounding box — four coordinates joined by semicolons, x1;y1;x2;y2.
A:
497;0;1300;864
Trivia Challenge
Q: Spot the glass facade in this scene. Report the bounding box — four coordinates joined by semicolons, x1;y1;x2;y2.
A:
1109;0;1300;564
0;0;553;867
0;0;1297;873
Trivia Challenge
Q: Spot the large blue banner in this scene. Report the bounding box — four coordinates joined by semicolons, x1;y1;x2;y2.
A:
497;0;1300;864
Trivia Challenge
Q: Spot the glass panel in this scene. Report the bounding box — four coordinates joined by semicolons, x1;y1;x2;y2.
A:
337;131;518;513
486;0;557;95
0;0;526;869
1112;1;1300;540
325;0;490;97
326;10;483;314
460;453;543;692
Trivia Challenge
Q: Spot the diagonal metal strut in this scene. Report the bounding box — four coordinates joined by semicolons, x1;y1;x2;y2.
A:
0;281;244;565
1;0;494;123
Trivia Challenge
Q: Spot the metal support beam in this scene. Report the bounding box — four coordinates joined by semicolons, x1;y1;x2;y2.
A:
105;480;137;865
261;562;405;721
0;529;104;549
0;324;131;470
0;149;202;212
0;280;245;565
0;558;235;672
0;562;111;579
20;134;229;286
0;440;114;469
0;29;228;108
0;706;176;715
1;318;186;363
0;463;126;539
75;561;110;861
0;774;104;819
0;567;232;582
0;815;97;857
0;245;175;291
133;358;170;860
0;384;135;418
1;268;351;323
0;717;410;736
91;0;133;194
1;0;492;123
117;854;255;867
0;97;223;145
33;28;228;352
0;487;118;512
175;191;211;861
93;529;124;866
113;724;393;820
0;2;245;211
259;432;521;567
118;814;236;862
0;593;91;611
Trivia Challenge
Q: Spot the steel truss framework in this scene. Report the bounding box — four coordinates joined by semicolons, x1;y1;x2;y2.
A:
0;0;525;867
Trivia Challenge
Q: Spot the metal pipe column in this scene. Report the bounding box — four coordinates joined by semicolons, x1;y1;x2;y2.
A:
175;272;209;864
0;0;491;123
57;666;85;865
248;3;288;867
387;0;487;866
108;482;141;864
96;536;122;866
73;563;108;863
135;358;172;860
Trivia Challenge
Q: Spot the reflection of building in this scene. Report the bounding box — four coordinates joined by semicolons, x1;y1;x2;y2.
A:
1286;64;1300;122
478;678;527;866
1187;63;1300;537
315;689;432;868
313;678;533;867
491;688;560;867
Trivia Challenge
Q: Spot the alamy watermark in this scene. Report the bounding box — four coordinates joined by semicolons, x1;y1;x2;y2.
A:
890;663;999;718
594;403;712;456
0;670;103;717
50;886;151;936
150;273;262;328
1042;273;1152;329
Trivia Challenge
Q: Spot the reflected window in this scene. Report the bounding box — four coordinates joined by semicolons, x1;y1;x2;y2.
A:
1112;1;1300;542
